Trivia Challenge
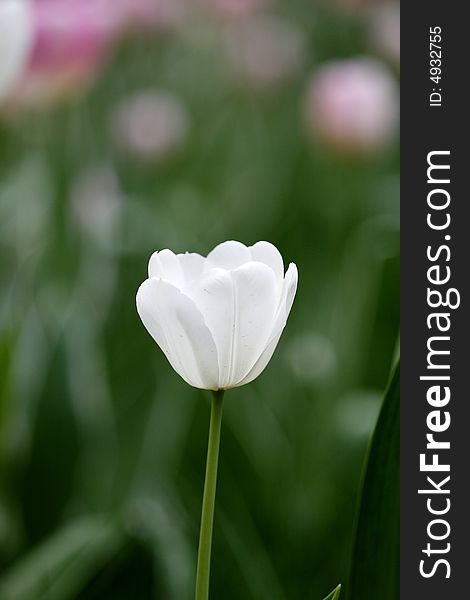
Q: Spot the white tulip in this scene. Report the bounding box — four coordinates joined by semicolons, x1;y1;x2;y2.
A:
137;240;298;390
0;0;33;102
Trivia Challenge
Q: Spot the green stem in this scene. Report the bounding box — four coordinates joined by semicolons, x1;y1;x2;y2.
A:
195;389;225;600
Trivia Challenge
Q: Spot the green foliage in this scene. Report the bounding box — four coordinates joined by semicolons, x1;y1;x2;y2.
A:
0;517;125;600
323;584;341;600
348;363;400;600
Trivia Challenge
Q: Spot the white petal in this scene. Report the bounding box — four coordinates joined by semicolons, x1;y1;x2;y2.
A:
187;267;235;387
0;1;33;101
230;262;281;384
237;263;298;386
189;261;278;388
176;252;205;287
148;249;185;288
281;262;298;317
204;240;251;272
136;278;219;389
249;241;284;290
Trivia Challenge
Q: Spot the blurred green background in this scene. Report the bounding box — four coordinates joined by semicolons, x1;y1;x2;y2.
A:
0;1;399;598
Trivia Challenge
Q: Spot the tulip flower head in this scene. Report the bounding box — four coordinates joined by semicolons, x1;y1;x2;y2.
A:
137;241;298;390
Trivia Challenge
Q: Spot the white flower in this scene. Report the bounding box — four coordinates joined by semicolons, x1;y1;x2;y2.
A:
136;240;298;390
0;0;33;102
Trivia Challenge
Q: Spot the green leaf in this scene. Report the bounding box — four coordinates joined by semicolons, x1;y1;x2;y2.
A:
348;363;399;600
322;583;341;600
0;516;125;600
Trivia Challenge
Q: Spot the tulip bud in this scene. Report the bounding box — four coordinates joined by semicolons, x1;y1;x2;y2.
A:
136;241;298;390
110;90;190;165
304;57;398;155
0;0;33;103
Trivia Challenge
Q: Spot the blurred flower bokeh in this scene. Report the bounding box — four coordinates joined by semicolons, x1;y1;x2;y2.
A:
0;0;399;598
304;56;398;155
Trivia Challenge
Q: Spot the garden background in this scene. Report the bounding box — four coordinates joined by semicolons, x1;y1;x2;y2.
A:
0;1;400;598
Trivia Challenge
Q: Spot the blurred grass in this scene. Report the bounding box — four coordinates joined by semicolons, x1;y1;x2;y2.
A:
0;1;399;598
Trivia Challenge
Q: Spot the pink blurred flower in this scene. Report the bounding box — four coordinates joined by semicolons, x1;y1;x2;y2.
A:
4;0;190;111
225;16;306;90
30;0;117;72
110;90;190;164
7;0;118;110
305;57;398;155
368;3;400;67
